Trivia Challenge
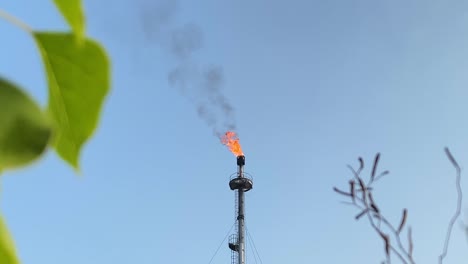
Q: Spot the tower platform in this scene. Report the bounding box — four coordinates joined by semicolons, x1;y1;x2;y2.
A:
229;174;253;191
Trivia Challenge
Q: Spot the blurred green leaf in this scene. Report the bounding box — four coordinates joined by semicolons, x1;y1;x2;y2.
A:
0;214;19;264
34;32;110;169
52;0;85;40
0;78;52;170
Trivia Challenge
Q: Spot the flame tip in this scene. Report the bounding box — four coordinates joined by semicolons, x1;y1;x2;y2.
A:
221;130;244;156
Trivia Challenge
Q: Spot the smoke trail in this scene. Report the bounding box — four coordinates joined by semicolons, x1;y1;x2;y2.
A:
140;0;236;136
140;0;177;41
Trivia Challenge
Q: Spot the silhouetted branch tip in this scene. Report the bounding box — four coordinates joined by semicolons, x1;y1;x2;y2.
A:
371;153;381;182
375;170;390;181
355;209;369;220
333;187;352;197
358;157;364;173
439;147;462;264
347;164;360;181
408;227;413;258
444;147;460;171
398;209;408;234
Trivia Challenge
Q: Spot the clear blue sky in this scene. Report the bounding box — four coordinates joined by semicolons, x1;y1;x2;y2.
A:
1;0;468;263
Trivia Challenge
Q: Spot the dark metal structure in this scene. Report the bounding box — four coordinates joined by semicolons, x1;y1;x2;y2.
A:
228;155;253;264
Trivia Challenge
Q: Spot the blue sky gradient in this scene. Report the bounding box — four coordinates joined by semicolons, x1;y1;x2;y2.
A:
1;0;468;263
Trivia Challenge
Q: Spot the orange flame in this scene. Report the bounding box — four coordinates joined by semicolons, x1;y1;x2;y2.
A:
221;131;243;156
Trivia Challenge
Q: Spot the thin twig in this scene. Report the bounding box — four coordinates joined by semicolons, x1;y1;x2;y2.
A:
365;204;408;264
408;227;413;259
0;8;32;33
348;186;409;263
439;147;462;264
379;216;415;264
337;155;416;264
347;165;361;182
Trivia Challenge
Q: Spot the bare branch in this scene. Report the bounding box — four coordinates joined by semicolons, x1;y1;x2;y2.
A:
347;164;361;182
355;208;369;220
365;207;408;264
349;180;355;202
368;192;380;213
358;157;364;174
398;209;408;234
374;170;390;182
335;154;415;264
439;147;463;264
371;153;381;182
340;201;358;206
377;230;390;257
379;217;414;263
408;227;413;259
333;187;352;197
444;147;460;169
358;178;366;196
336;149;466;263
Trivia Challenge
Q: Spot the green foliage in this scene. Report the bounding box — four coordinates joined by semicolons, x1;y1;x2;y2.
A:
0;215;19;264
34;33;110;169
52;0;85;40
0;78;52;170
0;0;111;263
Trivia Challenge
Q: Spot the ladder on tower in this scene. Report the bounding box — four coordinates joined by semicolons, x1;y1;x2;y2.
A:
229;190;239;264
229;234;239;264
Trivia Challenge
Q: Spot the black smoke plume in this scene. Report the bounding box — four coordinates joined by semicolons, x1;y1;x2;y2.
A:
140;0;236;136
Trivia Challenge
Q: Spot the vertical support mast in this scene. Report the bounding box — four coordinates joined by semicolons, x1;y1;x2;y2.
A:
237;156;246;264
228;155;252;264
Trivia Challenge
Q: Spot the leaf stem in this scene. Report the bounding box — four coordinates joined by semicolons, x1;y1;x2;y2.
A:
0;8;32;33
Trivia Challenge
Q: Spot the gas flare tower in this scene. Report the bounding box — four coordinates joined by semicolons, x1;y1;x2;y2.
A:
228;155;253;264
